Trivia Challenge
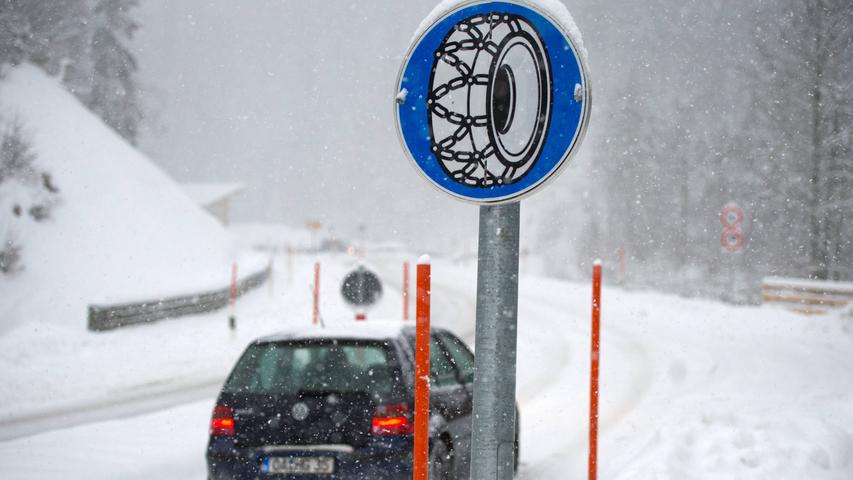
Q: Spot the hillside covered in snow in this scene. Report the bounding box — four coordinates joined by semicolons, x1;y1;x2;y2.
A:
0;64;239;332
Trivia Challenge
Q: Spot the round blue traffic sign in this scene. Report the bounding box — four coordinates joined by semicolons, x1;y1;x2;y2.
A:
396;1;590;204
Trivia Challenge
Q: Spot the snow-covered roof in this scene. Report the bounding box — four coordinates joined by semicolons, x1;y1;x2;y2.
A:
763;276;853;293
181;182;245;208
412;0;587;61
255;320;415;343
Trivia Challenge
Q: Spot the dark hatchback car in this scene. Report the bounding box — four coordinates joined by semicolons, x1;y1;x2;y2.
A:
206;322;519;479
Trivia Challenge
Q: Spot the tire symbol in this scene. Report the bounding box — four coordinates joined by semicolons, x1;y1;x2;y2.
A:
428;13;552;188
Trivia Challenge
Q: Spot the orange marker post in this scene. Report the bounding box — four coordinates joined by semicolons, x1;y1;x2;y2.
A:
589;260;602;480
312;262;320;325
616;247;626;285
403;261;410;320
413;257;431;480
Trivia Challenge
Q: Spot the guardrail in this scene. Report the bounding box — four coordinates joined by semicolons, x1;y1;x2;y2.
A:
88;266;270;331
761;276;853;315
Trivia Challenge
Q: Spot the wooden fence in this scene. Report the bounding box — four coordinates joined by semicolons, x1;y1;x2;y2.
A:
761;276;853;315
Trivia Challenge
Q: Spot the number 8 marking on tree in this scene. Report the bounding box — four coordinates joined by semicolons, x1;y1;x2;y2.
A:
720;204;745;253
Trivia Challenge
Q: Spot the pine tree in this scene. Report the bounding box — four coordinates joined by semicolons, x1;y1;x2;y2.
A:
87;0;141;144
0;122;37;184
750;0;853;280
0;0;142;144
0;5;32;67
0;119;60;275
0;0;90;77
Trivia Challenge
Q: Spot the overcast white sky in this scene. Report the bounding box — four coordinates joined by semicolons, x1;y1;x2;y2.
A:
131;1;615;251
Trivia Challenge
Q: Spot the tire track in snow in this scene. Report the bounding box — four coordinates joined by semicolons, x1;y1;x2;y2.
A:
516;283;654;479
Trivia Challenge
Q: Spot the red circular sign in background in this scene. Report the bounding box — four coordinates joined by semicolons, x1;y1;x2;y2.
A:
720;204;745;252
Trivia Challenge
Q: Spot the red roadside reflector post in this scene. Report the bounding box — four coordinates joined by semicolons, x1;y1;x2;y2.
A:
413;256;431;480
616;246;626;285
313;262;320;325
589;260;602;480
403;261;410;320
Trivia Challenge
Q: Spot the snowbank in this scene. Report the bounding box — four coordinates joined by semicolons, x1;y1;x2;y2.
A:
611;407;853;479
0;64;246;331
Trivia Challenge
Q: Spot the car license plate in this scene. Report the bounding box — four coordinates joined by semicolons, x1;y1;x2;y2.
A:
263;456;335;475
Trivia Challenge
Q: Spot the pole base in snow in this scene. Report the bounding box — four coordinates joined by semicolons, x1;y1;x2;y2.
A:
229;316;236;330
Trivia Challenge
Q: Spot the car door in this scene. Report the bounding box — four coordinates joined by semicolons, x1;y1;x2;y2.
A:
403;329;474;476
434;331;476;477
428;334;469;438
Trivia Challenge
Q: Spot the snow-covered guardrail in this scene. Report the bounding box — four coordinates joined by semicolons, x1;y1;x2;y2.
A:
761;277;853;315
87;266;270;331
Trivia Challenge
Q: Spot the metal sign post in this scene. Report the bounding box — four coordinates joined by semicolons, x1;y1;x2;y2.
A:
472;203;520;478
395;2;590;478
720;203;746;302
403;261;411;320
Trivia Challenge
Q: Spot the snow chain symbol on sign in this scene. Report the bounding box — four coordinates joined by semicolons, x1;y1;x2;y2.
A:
428;13;551;187
720;204;745;253
396;0;590;205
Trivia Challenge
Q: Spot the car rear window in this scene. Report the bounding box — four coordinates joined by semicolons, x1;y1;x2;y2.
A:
223;340;399;398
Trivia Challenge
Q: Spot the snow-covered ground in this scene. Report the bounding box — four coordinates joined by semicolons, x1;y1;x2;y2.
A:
513;275;853;480
1;249;851;479
0;252;387;435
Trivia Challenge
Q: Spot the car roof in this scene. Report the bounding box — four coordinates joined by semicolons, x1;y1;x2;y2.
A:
254;320;420;344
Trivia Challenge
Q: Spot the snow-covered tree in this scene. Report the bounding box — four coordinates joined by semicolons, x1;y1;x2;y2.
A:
750;0;853;280
86;0;141;144
0;0;142;144
530;0;851;300
0;0;90;76
0;6;31;68
0;119;60;275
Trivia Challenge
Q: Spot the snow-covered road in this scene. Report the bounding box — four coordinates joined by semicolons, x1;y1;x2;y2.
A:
1;253;851;479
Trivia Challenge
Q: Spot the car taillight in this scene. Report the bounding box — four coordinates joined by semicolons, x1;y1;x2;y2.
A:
372;402;413;436
210;404;235;437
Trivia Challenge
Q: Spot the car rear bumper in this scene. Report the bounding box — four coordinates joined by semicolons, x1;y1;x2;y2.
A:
207;440;412;480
